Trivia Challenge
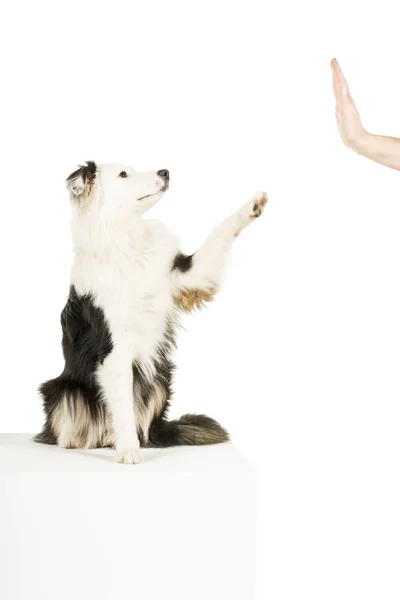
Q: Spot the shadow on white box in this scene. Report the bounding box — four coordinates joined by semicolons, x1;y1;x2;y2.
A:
0;435;257;600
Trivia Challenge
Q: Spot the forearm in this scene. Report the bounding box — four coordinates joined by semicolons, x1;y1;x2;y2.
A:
351;131;400;170
173;213;238;294
172;192;267;312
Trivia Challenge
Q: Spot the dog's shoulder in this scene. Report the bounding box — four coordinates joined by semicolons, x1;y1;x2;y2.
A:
142;218;175;238
139;218;180;254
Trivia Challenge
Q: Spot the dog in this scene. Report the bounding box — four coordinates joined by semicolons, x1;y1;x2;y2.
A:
35;161;267;464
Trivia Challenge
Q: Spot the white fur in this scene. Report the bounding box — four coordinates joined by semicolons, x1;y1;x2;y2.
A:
69;163;266;463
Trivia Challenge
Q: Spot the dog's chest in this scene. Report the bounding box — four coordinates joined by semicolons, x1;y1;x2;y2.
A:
104;255;170;307
72;222;179;337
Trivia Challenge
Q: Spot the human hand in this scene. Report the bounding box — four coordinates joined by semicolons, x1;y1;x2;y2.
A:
331;58;366;149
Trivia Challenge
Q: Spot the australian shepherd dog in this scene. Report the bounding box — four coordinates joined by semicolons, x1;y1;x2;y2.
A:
35;161;267;463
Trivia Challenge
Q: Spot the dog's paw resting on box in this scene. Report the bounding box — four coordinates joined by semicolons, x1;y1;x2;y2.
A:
35;162;267;464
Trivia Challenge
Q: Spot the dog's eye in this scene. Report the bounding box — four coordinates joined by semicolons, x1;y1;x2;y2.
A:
118;171;128;178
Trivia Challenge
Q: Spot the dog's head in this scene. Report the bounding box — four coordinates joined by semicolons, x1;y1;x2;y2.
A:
66;161;169;217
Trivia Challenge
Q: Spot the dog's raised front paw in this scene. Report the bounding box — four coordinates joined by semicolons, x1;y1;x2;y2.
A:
235;191;268;236
116;446;142;465
251;191;268;218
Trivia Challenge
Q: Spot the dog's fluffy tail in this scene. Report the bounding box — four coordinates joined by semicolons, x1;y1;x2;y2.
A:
147;414;229;448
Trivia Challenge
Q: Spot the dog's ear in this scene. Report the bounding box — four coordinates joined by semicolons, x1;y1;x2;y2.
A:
66;161;97;201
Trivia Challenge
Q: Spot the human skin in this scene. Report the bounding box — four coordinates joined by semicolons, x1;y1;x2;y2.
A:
331;58;400;171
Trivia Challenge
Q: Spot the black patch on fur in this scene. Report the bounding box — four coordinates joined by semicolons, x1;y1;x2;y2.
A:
172;252;193;273
60;286;113;381
35;286;113;444
66;161;97;186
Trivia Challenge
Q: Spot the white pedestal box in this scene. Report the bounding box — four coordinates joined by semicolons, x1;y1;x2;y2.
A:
0;434;257;600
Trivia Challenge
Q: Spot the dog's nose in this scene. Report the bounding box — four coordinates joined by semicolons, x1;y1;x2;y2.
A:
157;169;169;181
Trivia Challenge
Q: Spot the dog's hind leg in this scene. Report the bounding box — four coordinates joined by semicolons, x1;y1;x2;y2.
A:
35;377;113;449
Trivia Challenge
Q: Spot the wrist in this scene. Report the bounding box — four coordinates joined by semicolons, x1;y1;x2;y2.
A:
348;129;372;153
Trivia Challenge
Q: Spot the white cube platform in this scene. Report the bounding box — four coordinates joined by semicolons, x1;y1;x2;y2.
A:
0;434;256;600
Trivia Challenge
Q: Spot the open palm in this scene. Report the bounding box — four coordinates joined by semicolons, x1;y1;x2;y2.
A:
331;59;364;148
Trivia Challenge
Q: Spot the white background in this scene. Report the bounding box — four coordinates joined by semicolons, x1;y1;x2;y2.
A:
1;1;400;598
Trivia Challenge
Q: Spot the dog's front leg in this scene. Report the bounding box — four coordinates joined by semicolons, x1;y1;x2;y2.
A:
97;353;141;464
172;191;267;311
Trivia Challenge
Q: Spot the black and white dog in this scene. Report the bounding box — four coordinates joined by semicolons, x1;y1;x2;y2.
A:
35;162;267;464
